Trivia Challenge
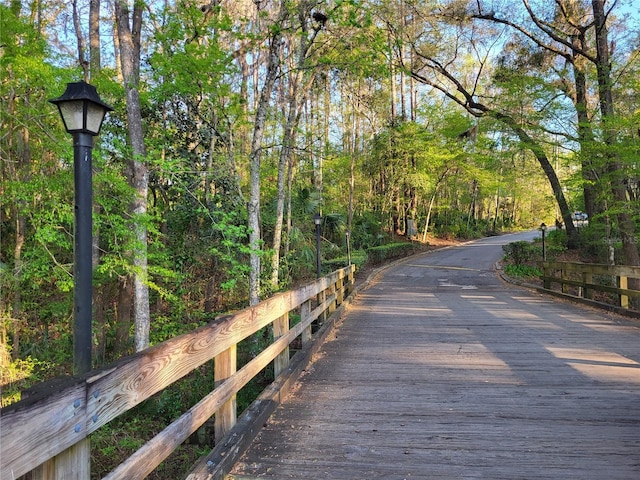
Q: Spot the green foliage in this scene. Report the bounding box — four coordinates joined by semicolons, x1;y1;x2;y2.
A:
325;1;388;78
350;212;386;250
545;229;568;255
324;250;367;272
236;328;275;413
0;353;57;406
150;369;213;422
208;210;253;293
503;231;567;268
150;315;202;345
502;241;541;265
503;264;543;278
367;242;417;265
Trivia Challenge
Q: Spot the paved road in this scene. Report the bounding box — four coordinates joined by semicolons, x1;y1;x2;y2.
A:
230;232;640;479
387;231;539;290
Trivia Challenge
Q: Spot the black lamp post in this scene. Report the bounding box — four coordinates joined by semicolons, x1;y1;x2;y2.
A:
50;81;113;375
540;222;547;262
314;213;322;278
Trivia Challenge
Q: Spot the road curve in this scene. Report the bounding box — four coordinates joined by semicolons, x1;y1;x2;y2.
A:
230;233;640;479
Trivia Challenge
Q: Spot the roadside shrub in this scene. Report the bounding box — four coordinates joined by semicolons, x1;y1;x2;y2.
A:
503;230;568;268
502;241;540;265
323;250;367;272
367;242;417;265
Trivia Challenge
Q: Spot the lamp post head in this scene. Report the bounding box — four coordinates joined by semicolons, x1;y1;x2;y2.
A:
540;222;547;232
314;213;322;226
50;81;113;136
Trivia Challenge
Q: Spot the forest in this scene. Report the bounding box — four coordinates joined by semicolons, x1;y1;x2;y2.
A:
1;0;639;410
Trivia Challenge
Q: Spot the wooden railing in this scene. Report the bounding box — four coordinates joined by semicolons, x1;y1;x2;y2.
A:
1;265;355;480
541;261;640;310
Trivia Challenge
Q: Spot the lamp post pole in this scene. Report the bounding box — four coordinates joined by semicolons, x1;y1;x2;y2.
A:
73;132;94;375
50;81;112;376
540;222;547;262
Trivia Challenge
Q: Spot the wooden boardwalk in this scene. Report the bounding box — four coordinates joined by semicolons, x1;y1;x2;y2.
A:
229;236;640;479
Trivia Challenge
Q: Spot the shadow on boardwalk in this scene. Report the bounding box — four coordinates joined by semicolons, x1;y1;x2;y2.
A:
230;236;640;480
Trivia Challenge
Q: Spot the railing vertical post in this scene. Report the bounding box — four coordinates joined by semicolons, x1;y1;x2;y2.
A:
345;266;354;297
273;312;290;376
301;300;312;344
542;262;551;290
618;275;629;308
214;345;237;442
336;274;344;306
30;459;55;480
561;267;569;294
318;281;326;326
36;439;90;480
328;281;337;315
583;270;593;299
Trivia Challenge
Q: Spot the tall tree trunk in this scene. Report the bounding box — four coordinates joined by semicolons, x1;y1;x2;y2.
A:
115;277;133;356
271;99;300;288
71;0;89;80
114;0;151;351
248;0;286;305
321;73;329;196
422;191;437;242
271;6;321;288
284;154;295;259
9;127;29;362
389;34;396;119
347;80;361;243
500;114;578;246
570;31;601;221
592;0;640;268
89;0;101;76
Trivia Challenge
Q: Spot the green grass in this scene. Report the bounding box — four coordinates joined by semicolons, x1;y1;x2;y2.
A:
504;264;542;278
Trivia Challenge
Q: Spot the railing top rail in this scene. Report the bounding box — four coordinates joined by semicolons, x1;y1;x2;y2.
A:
543;261;640;277
1;265;355;480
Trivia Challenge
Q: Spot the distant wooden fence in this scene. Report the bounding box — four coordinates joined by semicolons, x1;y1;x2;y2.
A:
541;261;640;310
1;265;355;480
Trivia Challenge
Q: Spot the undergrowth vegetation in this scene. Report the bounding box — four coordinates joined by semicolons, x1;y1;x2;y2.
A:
502;229;569;279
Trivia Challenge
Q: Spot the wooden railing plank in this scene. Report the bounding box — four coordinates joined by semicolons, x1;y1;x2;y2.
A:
86;279;329;434
544;261;640;278
102;302;320;480
184;282;352;480
0;379;86;479
0;265;356;480
540;262;640;311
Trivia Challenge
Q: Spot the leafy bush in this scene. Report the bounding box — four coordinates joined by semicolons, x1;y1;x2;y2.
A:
350;212;386;249
502;230;567;269
367;242;417;265
502;241;540;265
323;250;367;272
